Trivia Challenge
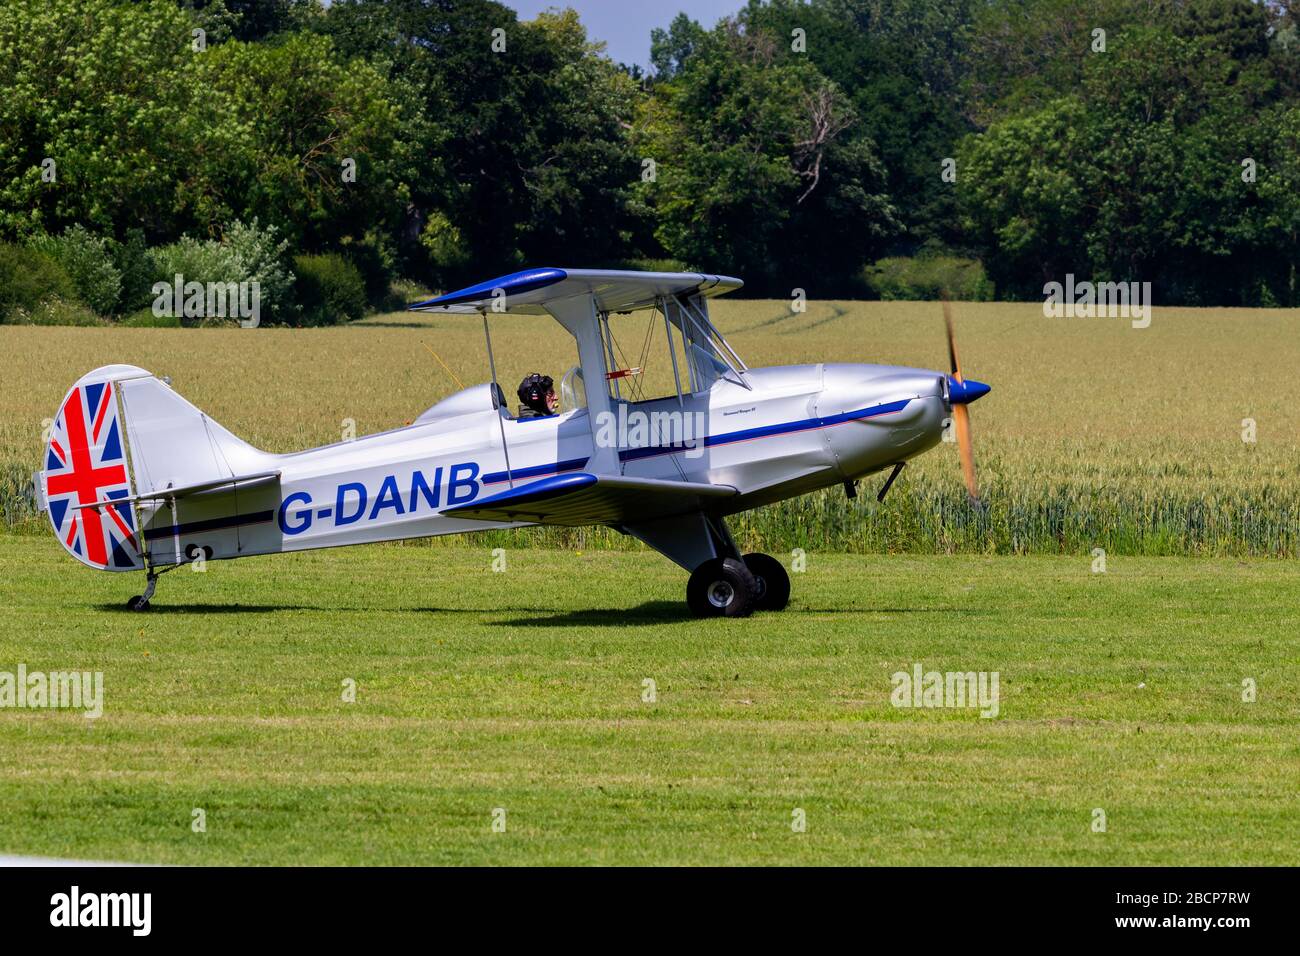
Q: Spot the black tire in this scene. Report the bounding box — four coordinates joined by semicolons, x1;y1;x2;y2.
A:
687;557;758;618
743;552;791;611
126;595;150;612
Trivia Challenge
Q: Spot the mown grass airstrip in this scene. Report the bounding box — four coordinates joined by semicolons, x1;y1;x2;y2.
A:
1;539;1298;865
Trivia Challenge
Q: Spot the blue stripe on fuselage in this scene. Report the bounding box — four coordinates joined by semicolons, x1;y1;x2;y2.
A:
618;398;911;463
482;456;590;485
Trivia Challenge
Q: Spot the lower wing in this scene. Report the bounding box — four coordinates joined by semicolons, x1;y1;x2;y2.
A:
441;472;737;526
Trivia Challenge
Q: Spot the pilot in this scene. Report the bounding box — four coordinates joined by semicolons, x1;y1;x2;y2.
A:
516;372;557;418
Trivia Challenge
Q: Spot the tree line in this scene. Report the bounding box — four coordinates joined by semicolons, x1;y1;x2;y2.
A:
1;0;1298;322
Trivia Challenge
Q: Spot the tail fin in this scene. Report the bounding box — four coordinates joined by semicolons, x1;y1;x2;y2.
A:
38;365;273;572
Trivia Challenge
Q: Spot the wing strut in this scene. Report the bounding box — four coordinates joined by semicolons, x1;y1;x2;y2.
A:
482;310;514;489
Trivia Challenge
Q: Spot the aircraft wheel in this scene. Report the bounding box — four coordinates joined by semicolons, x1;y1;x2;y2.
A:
125;595;151;612
687;557;757;618
742;553;791;611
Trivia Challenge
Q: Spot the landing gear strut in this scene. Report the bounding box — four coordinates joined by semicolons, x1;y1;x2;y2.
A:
126;572;158;612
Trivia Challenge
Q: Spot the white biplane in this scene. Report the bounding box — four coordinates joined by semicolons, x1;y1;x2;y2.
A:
36;268;989;616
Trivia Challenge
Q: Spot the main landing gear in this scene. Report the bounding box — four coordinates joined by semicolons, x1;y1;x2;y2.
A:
686;552;791;618
741;552;791;612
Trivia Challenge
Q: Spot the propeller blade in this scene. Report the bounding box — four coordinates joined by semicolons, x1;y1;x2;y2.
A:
943;295;980;505
952;402;978;503
942;294;961;381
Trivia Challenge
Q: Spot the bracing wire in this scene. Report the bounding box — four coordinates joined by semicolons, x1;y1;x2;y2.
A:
422;342;466;391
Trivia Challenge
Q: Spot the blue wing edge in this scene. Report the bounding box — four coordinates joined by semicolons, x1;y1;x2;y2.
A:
441;472;737;526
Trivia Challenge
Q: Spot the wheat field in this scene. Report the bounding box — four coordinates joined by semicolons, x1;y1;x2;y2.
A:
3;300;1298;555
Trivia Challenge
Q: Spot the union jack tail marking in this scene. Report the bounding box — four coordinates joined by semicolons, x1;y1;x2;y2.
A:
42;379;141;571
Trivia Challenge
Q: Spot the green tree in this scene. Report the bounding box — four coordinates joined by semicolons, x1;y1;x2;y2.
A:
320;0;642;285
957;97;1089;293
733;0;974;254
179;32;412;251
179;0;317;43
650;12;707;78
511;10;645;270
0;0;199;239
637;19;898;292
959;16;1295;305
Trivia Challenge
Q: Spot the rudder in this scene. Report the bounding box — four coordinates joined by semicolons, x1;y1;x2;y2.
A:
38;366;147;571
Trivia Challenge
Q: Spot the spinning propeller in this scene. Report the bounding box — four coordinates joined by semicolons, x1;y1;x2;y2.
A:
942;296;991;505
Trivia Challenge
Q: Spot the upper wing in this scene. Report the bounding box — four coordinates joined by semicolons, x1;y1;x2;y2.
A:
442;472;737;526
407;267;742;315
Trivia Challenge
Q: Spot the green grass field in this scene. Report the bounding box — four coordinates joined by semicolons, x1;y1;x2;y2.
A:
2;536;1297;865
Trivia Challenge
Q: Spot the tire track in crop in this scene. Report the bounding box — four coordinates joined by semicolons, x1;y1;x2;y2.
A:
778;301;849;334
728;304;810;334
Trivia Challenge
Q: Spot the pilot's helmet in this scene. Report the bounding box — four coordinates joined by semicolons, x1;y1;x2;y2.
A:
517;373;554;414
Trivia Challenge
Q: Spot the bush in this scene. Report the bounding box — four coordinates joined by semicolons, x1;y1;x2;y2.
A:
293;253;366;326
222;219;294;322
151;237;244;326
28;226;122;316
9;295;103;326
419;211;472;279
607;257;690;273
863;256;994;301
384;277;435;312
112;229;161;315
152;237;238;282
339;232;396;308
0;243;77;322
151;219;295;326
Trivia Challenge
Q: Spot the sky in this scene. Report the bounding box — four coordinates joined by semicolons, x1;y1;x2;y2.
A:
506;0;745;70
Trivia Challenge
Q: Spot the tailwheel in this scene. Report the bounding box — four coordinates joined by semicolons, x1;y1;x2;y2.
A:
742;553;791;612
126;572;159;612
687;557;758;618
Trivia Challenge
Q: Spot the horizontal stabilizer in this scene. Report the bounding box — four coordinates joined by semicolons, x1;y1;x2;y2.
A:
71;470;281;512
442;472;737;526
